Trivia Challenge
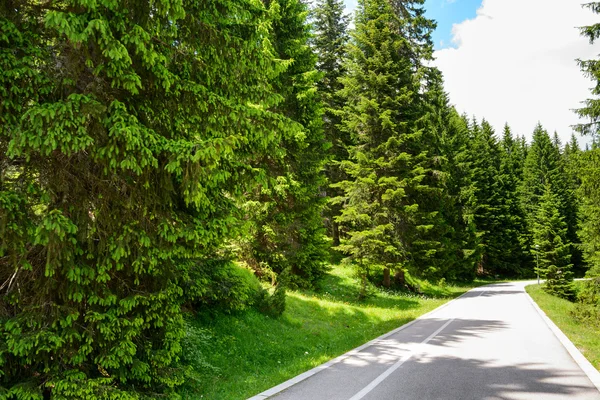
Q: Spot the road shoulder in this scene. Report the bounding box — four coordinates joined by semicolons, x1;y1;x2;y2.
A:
524;284;600;392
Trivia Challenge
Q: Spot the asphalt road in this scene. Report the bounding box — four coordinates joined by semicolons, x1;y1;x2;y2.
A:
260;282;600;400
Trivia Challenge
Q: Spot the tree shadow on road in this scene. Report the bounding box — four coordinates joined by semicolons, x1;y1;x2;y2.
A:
376;356;600;400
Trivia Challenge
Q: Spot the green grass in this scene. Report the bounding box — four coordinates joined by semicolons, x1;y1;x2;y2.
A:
526;283;600;370
179;265;492;399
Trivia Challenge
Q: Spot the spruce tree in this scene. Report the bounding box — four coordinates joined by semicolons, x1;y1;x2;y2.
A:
0;0;288;397
576;147;600;314
245;0;329;287
493;124;528;276
563;134;582;193
424;76;478;280
521;124;556;221
574;3;600;315
520;124;578;271
312;0;350;246
468;119;502;274
532;185;575;300
335;0;440;294
576;1;600;136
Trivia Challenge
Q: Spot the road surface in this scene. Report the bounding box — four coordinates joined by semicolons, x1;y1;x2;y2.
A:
255;282;600;400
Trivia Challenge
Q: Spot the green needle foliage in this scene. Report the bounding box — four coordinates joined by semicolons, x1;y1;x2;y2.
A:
468;119;503;274
574;2;600;323
493;125;529;276
420;73;477;281
532;185;575;300
312;0;350;247
437;111;479;280
0;0;292;397
521;124;579;274
243;0;329;288
576;147;600;319
576;1;600;137
335;0;451;294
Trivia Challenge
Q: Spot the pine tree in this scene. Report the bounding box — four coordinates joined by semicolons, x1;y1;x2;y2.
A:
532;185;575;300
312;0;350;246
0;0;288;396
245;0;329;287
335;0;440;295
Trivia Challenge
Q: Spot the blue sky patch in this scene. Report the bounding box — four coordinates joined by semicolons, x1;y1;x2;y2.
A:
342;0;483;49
424;0;482;49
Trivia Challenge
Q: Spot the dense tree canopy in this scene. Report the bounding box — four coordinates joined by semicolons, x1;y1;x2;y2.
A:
1;0;597;397
0;0;298;396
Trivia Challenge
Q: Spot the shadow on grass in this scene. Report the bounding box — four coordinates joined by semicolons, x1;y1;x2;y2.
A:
308;271;495;305
179;292;428;400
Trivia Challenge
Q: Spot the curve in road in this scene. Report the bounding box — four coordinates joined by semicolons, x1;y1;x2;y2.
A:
250;282;600;400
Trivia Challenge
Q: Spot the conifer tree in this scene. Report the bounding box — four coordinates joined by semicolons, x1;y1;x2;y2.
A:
246;0;329;287
335;0;440;294
564;134;582;193
312;0;350;246
424;77;478;280
574;3;600;315
576;1;600;137
521;124;579;274
0;0;289;396
562;134;584;275
468;119;502;274
521;124;556;220
576;147;600;313
494;125;528;276
519;135;529;168
532;185;575;300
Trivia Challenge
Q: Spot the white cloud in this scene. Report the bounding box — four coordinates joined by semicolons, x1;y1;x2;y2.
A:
434;0;600;144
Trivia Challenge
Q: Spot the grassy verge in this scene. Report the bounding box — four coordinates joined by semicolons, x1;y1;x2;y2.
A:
180;264;492;399
526;283;600;370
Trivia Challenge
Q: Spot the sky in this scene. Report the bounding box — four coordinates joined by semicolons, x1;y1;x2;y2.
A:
341;0;600;144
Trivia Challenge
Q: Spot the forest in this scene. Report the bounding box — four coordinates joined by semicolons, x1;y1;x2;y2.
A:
1;0;600;398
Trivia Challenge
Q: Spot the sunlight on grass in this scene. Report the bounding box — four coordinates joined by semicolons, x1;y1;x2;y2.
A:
180;264;489;399
526;283;600;371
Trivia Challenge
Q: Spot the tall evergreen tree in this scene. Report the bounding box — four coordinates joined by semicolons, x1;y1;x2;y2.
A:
468;119;502;274
574;2;600;315
0;0;290;397
245;0;329;287
576;2;600;137
493;124;528;276
532;185;575;300
312;0;350;246
563;134;582;193
335;0;443;295
520;124;579;274
427;79;477;280
521;124;558;220
577;147;600;312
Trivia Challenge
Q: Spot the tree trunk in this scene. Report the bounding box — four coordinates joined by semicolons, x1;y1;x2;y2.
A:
383;267;390;288
394;269;406;286
332;221;340;247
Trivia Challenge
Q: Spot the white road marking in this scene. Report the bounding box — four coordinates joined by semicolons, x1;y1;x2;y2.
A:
347;318;454;400
347;290;487;400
